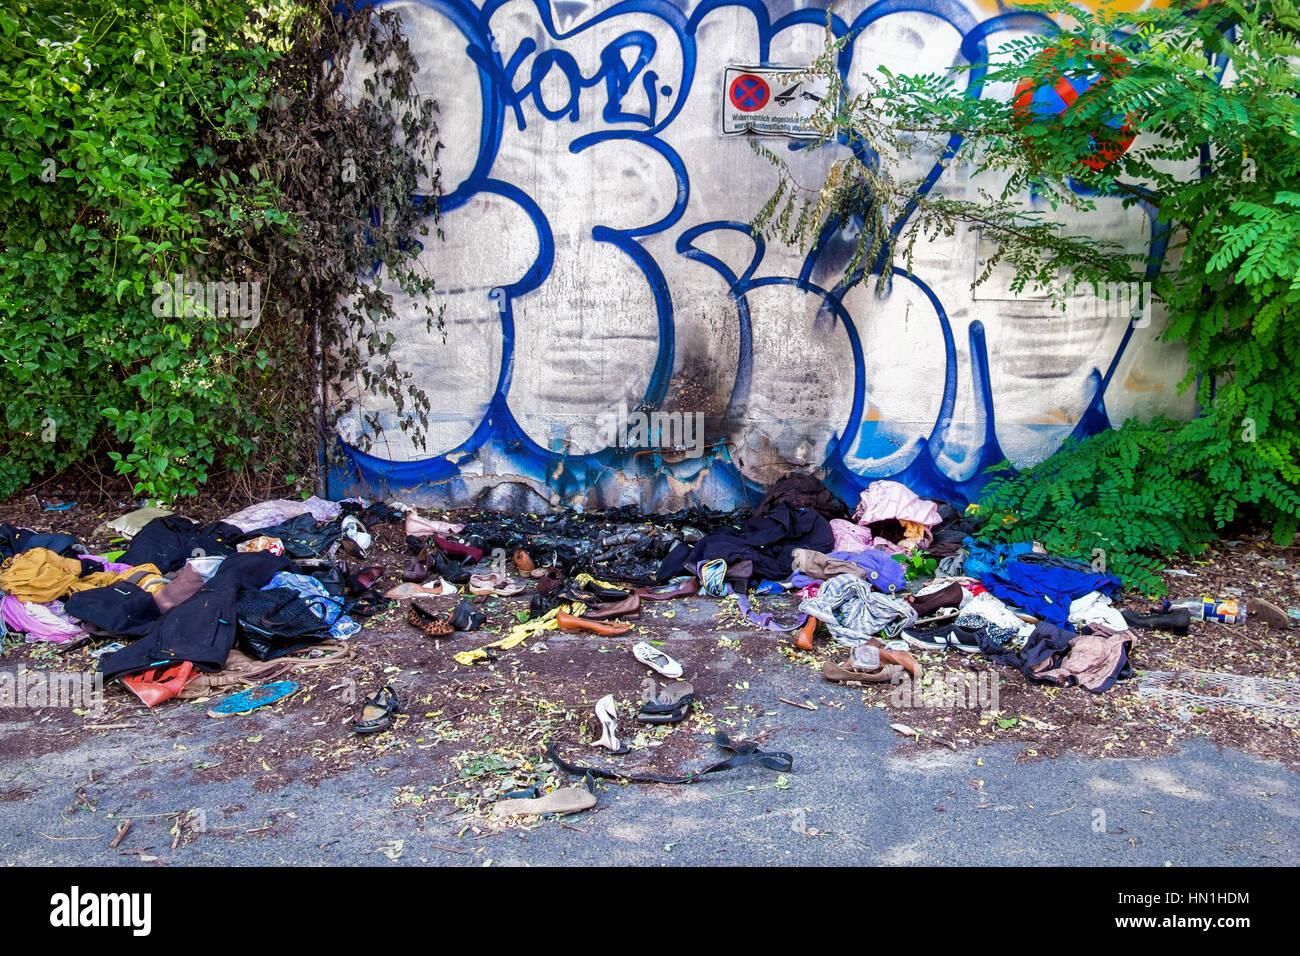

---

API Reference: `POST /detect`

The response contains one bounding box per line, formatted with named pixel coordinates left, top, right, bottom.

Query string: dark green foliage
left=0, top=0, right=439, bottom=500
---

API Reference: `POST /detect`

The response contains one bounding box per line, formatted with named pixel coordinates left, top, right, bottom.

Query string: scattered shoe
left=432, top=535, right=483, bottom=562
left=448, top=598, right=487, bottom=632
left=879, top=647, right=922, bottom=678
left=490, top=786, right=596, bottom=819
left=338, top=561, right=385, bottom=596
left=468, top=571, right=526, bottom=597
left=1247, top=597, right=1291, bottom=629
left=404, top=511, right=463, bottom=538
left=632, top=641, right=683, bottom=678
left=512, top=548, right=535, bottom=574
left=535, top=567, right=566, bottom=596
left=821, top=660, right=906, bottom=684
left=401, top=548, right=436, bottom=583
left=581, top=594, right=641, bottom=620
left=900, top=621, right=979, bottom=653
left=636, top=679, right=694, bottom=724
left=594, top=694, right=623, bottom=752
left=580, top=580, right=632, bottom=602
left=635, top=578, right=699, bottom=601
left=530, top=591, right=559, bottom=616
left=208, top=680, right=299, bottom=718
left=1121, top=607, right=1191, bottom=635
left=384, top=579, right=457, bottom=599
left=353, top=684, right=401, bottom=734
left=340, top=515, right=372, bottom=557
left=795, top=616, right=818, bottom=651
left=556, top=611, right=630, bottom=636
left=408, top=599, right=455, bottom=638
left=433, top=551, right=473, bottom=585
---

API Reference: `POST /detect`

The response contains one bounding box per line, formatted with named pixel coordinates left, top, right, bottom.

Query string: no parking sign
left=722, top=65, right=829, bottom=138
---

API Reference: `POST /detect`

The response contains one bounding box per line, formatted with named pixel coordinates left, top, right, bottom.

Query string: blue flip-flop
left=207, top=680, right=299, bottom=717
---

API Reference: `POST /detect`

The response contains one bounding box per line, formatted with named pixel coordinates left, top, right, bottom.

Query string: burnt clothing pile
left=658, top=504, right=833, bottom=585
left=654, top=473, right=843, bottom=587
left=454, top=505, right=745, bottom=585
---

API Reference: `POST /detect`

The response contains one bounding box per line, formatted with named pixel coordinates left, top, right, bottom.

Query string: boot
left=1121, top=608, right=1191, bottom=635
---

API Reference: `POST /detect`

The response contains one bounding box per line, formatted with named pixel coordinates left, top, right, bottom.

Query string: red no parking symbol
left=729, top=73, right=770, bottom=112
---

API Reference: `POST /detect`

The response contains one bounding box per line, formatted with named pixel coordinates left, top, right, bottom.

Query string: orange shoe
left=796, top=616, right=818, bottom=651
left=556, top=611, right=630, bottom=636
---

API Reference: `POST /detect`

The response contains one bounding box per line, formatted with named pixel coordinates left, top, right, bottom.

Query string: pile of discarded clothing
left=0, top=497, right=398, bottom=709
left=536, top=474, right=1145, bottom=695
left=10, top=470, right=1279, bottom=723
left=679, top=479, right=1143, bottom=694
left=368, top=473, right=1151, bottom=696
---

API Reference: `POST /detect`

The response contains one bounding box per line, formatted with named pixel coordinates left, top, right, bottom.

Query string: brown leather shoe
left=822, top=660, right=904, bottom=684
left=556, top=611, right=630, bottom=635
left=512, top=548, right=535, bottom=574
left=1247, top=597, right=1291, bottom=629
left=795, top=616, right=818, bottom=651
left=582, top=594, right=641, bottom=620
left=879, top=648, right=922, bottom=679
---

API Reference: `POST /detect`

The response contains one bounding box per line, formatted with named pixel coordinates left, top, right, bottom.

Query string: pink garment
left=852, top=480, right=942, bottom=528
left=796, top=582, right=822, bottom=601
left=0, top=595, right=84, bottom=644
left=223, top=496, right=342, bottom=532
left=829, top=520, right=879, bottom=554
left=404, top=510, right=465, bottom=537
left=831, top=481, right=942, bottom=554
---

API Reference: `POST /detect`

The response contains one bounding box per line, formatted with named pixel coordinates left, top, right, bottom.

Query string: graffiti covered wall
left=330, top=0, right=1195, bottom=512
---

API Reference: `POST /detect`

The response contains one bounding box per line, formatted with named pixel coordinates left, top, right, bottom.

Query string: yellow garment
left=899, top=520, right=930, bottom=553
left=453, top=602, right=587, bottom=666
left=572, top=572, right=621, bottom=591
left=0, top=548, right=163, bottom=603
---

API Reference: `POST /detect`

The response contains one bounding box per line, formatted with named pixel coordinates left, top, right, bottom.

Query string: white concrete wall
left=333, top=0, right=1193, bottom=511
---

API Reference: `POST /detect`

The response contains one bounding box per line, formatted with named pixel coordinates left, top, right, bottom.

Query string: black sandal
left=448, top=598, right=486, bottom=632
left=636, top=680, right=695, bottom=724
left=355, top=684, right=401, bottom=734
left=346, top=593, right=391, bottom=618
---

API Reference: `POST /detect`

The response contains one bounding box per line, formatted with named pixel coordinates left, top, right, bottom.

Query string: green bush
left=1, top=0, right=273, bottom=498
left=0, top=0, right=438, bottom=500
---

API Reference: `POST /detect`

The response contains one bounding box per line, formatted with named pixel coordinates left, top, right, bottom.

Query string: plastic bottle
left=1164, top=597, right=1247, bottom=624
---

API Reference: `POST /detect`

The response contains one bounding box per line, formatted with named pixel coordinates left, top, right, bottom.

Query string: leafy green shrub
left=0, top=0, right=438, bottom=501
left=893, top=551, right=939, bottom=582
